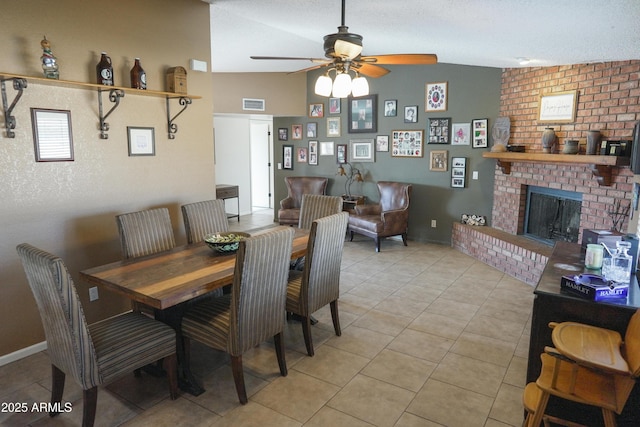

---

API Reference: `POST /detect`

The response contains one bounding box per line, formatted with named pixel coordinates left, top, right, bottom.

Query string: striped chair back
left=16, top=244, right=100, bottom=389
left=298, top=194, right=343, bottom=230
left=228, top=226, right=294, bottom=355
left=302, top=212, right=349, bottom=314
left=116, top=208, right=176, bottom=259
left=181, top=199, right=229, bottom=244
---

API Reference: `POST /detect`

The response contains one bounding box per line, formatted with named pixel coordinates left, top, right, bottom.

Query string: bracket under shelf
left=166, top=96, right=192, bottom=139
left=98, top=88, right=125, bottom=139
left=1, top=77, right=27, bottom=138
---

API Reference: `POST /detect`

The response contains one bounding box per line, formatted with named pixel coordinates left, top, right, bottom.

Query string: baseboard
left=0, top=341, right=47, bottom=367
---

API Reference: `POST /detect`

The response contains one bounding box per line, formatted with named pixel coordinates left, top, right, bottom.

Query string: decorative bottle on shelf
left=96, top=52, right=114, bottom=86
left=586, top=130, right=602, bottom=155
left=130, top=58, right=146, bottom=90
left=40, top=36, right=59, bottom=79
left=541, top=127, right=558, bottom=153
left=602, top=241, right=633, bottom=283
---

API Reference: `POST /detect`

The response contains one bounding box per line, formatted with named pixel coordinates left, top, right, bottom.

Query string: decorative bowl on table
left=204, top=232, right=250, bottom=254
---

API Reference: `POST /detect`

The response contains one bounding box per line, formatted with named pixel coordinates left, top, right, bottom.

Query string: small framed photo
left=329, top=98, right=341, bottom=114
left=127, top=126, right=155, bottom=156
left=31, top=108, right=74, bottom=162
left=327, top=117, right=341, bottom=137
left=278, top=127, right=288, bottom=141
left=348, top=94, right=377, bottom=133
left=426, top=81, right=448, bottom=112
left=376, top=135, right=389, bottom=152
left=308, top=140, right=318, bottom=165
left=320, top=141, right=334, bottom=156
left=292, top=124, right=303, bottom=140
left=384, top=99, right=397, bottom=117
left=427, top=117, right=451, bottom=144
left=336, top=143, right=347, bottom=164
left=452, top=157, right=466, bottom=168
left=391, top=130, right=424, bottom=157
left=452, top=177, right=465, bottom=188
left=297, top=147, right=308, bottom=163
left=404, top=105, right=418, bottom=123
left=309, top=103, right=324, bottom=118
left=283, top=145, right=293, bottom=170
left=452, top=123, right=471, bottom=145
left=451, top=156, right=466, bottom=186
left=307, top=122, right=317, bottom=138
left=429, top=150, right=448, bottom=172
left=472, top=118, right=489, bottom=148
left=350, top=139, right=374, bottom=162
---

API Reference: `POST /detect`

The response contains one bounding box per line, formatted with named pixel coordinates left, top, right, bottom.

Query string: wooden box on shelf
left=166, top=66, right=187, bottom=94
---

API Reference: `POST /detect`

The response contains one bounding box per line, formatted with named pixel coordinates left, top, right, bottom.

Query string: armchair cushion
left=278, top=176, right=328, bottom=225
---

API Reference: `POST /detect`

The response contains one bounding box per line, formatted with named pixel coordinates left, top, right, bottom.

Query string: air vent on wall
left=242, top=98, right=265, bottom=111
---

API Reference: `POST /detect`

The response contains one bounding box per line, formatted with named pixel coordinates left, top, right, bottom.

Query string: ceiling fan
left=250, top=0, right=437, bottom=97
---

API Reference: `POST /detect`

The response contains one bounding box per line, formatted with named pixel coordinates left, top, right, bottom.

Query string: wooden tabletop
left=80, top=227, right=308, bottom=310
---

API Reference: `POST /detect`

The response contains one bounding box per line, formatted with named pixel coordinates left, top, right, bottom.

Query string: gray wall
left=274, top=63, right=501, bottom=244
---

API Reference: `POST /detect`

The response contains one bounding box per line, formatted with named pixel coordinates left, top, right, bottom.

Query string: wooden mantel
left=482, top=152, right=630, bottom=186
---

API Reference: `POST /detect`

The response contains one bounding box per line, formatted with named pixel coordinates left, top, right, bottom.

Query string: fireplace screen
left=524, top=186, right=582, bottom=245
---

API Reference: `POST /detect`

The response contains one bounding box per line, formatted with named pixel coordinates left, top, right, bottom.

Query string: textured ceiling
left=208, top=0, right=640, bottom=73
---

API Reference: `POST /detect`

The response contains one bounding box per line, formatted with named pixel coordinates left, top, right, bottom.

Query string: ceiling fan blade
left=334, top=39, right=362, bottom=60
left=250, top=56, right=330, bottom=64
left=353, top=62, right=390, bottom=78
left=359, top=54, right=438, bottom=65
left=287, top=64, right=332, bottom=75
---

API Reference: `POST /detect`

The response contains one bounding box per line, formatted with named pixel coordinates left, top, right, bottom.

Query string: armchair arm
left=381, top=208, right=409, bottom=234
left=280, top=197, right=295, bottom=209
left=354, top=204, right=381, bottom=216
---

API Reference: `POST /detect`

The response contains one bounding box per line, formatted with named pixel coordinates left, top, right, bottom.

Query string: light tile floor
left=0, top=209, right=534, bottom=427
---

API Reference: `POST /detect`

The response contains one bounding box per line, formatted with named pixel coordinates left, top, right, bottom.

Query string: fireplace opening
left=524, top=186, right=582, bottom=245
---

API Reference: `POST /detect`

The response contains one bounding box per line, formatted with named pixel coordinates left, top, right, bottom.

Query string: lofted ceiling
left=207, top=0, right=640, bottom=73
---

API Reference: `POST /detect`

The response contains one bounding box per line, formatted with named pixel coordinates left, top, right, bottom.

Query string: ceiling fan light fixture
left=314, top=73, right=333, bottom=97
left=351, top=74, right=369, bottom=97
left=332, top=72, right=352, bottom=98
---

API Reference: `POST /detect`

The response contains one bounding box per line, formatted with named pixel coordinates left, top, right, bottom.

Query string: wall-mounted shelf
left=0, top=72, right=201, bottom=139
left=482, top=151, right=630, bottom=186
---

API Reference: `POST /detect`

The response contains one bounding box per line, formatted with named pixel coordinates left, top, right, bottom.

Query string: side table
left=342, top=195, right=365, bottom=213
left=216, top=184, right=240, bottom=222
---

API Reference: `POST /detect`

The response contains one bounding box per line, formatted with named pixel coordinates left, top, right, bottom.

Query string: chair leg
left=601, top=408, right=617, bottom=427
left=301, top=315, right=314, bottom=356
left=349, top=230, right=354, bottom=242
left=528, top=389, right=550, bottom=427
left=50, top=364, right=65, bottom=417
left=230, top=355, right=248, bottom=404
left=330, top=300, right=341, bottom=336
left=375, top=237, right=381, bottom=252
left=273, top=332, right=288, bottom=377
left=401, top=232, right=408, bottom=246
left=163, top=353, right=179, bottom=400
left=82, top=387, right=98, bottom=427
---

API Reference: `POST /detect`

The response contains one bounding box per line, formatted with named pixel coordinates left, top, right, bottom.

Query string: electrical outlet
left=89, top=287, right=99, bottom=301
left=472, top=171, right=479, bottom=180
left=431, top=219, right=437, bottom=228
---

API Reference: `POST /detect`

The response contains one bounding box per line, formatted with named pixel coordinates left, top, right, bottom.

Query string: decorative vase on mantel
left=586, top=130, right=602, bottom=155
left=541, top=127, right=558, bottom=153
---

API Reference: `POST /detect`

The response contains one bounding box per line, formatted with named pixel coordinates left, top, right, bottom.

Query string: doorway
left=250, top=120, right=273, bottom=210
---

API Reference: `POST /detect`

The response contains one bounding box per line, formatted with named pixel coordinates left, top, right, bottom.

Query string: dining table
left=80, top=226, right=309, bottom=395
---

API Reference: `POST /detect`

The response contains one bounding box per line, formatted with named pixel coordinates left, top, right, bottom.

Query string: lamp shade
left=314, top=74, right=332, bottom=97
left=332, top=73, right=352, bottom=98
left=351, top=75, right=369, bottom=97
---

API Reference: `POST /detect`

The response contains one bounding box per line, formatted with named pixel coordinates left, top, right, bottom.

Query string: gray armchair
left=347, top=181, right=412, bottom=252
left=278, top=176, right=328, bottom=225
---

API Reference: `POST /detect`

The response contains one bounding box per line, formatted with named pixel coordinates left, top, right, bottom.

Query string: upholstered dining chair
left=16, top=243, right=178, bottom=427
left=278, top=176, right=328, bottom=226
left=347, top=181, right=412, bottom=252
left=298, top=194, right=343, bottom=230
left=287, top=212, right=349, bottom=356
left=523, top=308, right=640, bottom=427
left=181, top=199, right=229, bottom=244
left=181, top=226, right=294, bottom=404
left=116, top=207, right=176, bottom=259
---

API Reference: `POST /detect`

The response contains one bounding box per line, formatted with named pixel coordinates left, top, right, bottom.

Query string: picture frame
left=278, top=127, right=288, bottom=141
left=451, top=156, right=466, bottom=188
left=376, top=135, right=389, bottom=152
left=327, top=117, right=341, bottom=137
left=391, top=130, right=424, bottom=157
left=426, top=81, right=448, bottom=112
left=452, top=157, right=466, bottom=168
left=309, top=103, right=324, bottom=118
left=297, top=147, right=308, bottom=163
left=349, top=138, right=374, bottom=162
left=291, top=124, right=303, bottom=140
left=452, top=177, right=465, bottom=188
left=348, top=94, right=377, bottom=133
left=30, top=108, right=74, bottom=162
left=306, top=122, right=317, bottom=138
left=427, top=117, right=451, bottom=144
left=127, top=126, right=155, bottom=156
left=538, top=90, right=578, bottom=123
left=308, top=140, right=318, bottom=165
left=320, top=141, right=334, bottom=156
left=404, top=105, right=418, bottom=123
left=452, top=123, right=471, bottom=145
left=471, top=118, right=489, bottom=148
left=429, top=150, right=448, bottom=172
left=282, top=145, right=293, bottom=170
left=383, top=99, right=397, bottom=117
left=329, top=98, right=341, bottom=114
left=336, top=143, right=347, bottom=164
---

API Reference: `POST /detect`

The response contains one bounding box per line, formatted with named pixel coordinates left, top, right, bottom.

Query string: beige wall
left=0, top=0, right=215, bottom=357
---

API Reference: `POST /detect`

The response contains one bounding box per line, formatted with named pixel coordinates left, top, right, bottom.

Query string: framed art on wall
left=538, top=90, right=577, bottom=123
left=307, top=122, right=317, bottom=138
left=327, top=117, right=341, bottom=137
left=376, top=135, right=389, bottom=152
left=350, top=139, right=374, bottom=162
left=427, top=117, right=451, bottom=144
left=429, top=150, right=448, bottom=172
left=309, top=103, right=324, bottom=118
left=292, top=124, right=302, bottom=140
left=297, top=147, right=307, bottom=163
left=283, top=145, right=293, bottom=170
left=451, top=156, right=466, bottom=188
left=452, top=123, right=471, bottom=145
left=329, top=98, right=341, bottom=114
left=426, top=81, right=448, bottom=112
left=384, top=99, right=397, bottom=117
left=320, top=141, right=334, bottom=156
left=278, top=127, right=288, bottom=141
left=348, top=94, right=377, bottom=133
left=391, top=130, right=423, bottom=157
left=472, top=118, right=488, bottom=148
left=127, top=126, right=155, bottom=156
left=308, top=140, right=318, bottom=165
left=336, top=144, right=347, bottom=164
left=404, top=105, right=418, bottom=123
left=31, top=108, right=74, bottom=162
